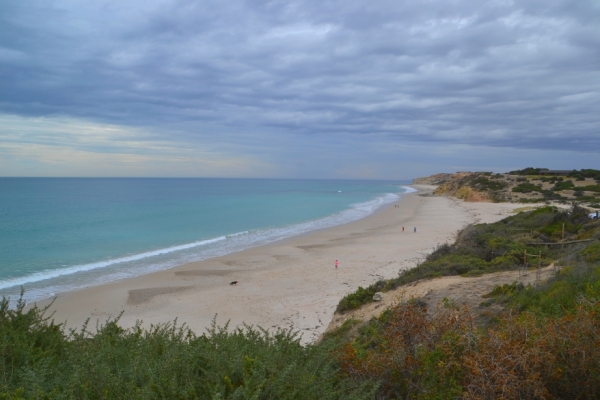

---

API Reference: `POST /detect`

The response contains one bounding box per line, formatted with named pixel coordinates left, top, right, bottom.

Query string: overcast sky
left=1, top=0, right=599, bottom=179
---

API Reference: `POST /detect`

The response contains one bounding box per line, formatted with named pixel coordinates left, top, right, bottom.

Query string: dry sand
left=34, top=185, right=527, bottom=344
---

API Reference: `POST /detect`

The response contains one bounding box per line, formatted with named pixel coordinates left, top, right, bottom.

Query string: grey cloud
left=1, top=0, right=599, bottom=155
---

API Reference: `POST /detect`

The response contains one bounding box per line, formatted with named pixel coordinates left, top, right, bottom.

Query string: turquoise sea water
left=0, top=178, right=411, bottom=303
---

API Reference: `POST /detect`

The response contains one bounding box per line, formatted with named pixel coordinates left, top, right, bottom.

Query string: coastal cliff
left=413, top=171, right=505, bottom=202
left=413, top=168, right=600, bottom=206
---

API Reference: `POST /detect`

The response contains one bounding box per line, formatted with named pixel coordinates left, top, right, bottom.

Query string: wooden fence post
left=536, top=251, right=541, bottom=282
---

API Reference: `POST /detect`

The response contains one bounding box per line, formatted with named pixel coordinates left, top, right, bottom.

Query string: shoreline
left=33, top=185, right=525, bottom=344
left=9, top=185, right=409, bottom=304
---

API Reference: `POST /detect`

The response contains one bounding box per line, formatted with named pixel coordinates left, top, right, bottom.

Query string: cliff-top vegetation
left=329, top=204, right=600, bottom=399
left=413, top=168, right=600, bottom=208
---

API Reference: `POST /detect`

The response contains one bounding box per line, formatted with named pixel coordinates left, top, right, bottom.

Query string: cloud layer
left=1, top=0, right=599, bottom=177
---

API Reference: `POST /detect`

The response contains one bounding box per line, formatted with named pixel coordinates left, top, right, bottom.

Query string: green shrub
left=471, top=177, right=507, bottom=191
left=337, top=280, right=388, bottom=312
left=579, top=185, right=600, bottom=192
left=552, top=180, right=575, bottom=191
left=582, top=243, right=600, bottom=263
left=508, top=167, right=546, bottom=175
left=0, top=293, right=66, bottom=395
left=322, top=319, right=362, bottom=342
left=512, top=183, right=543, bottom=193
left=0, top=295, right=375, bottom=399
left=482, top=282, right=525, bottom=300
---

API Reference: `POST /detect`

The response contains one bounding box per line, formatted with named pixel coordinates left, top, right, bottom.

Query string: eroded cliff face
left=435, top=182, right=491, bottom=202
left=413, top=172, right=509, bottom=202
left=433, top=173, right=491, bottom=202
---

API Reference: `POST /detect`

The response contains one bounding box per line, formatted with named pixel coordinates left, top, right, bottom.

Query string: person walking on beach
left=335, top=260, right=338, bottom=269
left=414, top=227, right=417, bottom=233
left=402, top=226, right=404, bottom=232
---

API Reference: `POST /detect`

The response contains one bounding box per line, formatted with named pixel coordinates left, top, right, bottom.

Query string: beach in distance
left=33, top=185, right=524, bottom=343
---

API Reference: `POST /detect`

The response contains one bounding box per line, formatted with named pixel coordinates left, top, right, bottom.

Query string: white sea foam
left=0, top=236, right=231, bottom=291
left=1, top=189, right=409, bottom=303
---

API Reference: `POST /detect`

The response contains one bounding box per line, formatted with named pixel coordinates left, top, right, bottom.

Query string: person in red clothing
left=335, top=260, right=338, bottom=269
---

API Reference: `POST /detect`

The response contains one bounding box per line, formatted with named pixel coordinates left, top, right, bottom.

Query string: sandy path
left=34, top=186, right=526, bottom=344
left=323, top=264, right=558, bottom=339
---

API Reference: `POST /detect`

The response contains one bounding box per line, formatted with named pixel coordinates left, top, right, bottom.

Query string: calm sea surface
left=0, top=178, right=411, bottom=303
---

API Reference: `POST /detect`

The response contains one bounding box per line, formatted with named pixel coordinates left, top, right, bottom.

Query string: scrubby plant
left=0, top=295, right=376, bottom=399
left=482, top=282, right=525, bottom=301
left=322, top=319, right=362, bottom=342
left=338, top=269, right=600, bottom=399
left=337, top=281, right=386, bottom=312
left=470, top=176, right=507, bottom=191
left=512, top=182, right=543, bottom=193
left=509, top=167, right=547, bottom=175
left=336, top=301, right=471, bottom=399
left=552, top=180, right=575, bottom=191
left=462, top=304, right=600, bottom=399
left=580, top=184, right=600, bottom=193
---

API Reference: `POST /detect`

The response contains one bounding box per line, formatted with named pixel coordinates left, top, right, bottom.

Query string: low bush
left=471, top=177, right=507, bottom=191
left=582, top=242, right=600, bottom=263
left=580, top=185, right=600, bottom=192
left=336, top=302, right=471, bottom=399
left=322, top=319, right=362, bottom=342
left=337, top=281, right=386, bottom=312
left=0, top=295, right=375, bottom=399
left=482, top=282, right=525, bottom=300
left=512, top=183, right=543, bottom=193
left=509, top=167, right=546, bottom=175
left=339, top=283, right=600, bottom=399
left=552, top=180, right=575, bottom=191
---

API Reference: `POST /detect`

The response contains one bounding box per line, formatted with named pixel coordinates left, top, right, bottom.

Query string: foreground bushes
left=337, top=298, right=600, bottom=399
left=5, top=286, right=600, bottom=399
left=0, top=296, right=375, bottom=399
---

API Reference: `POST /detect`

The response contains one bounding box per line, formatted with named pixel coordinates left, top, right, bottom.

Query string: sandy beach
left=34, top=185, right=525, bottom=343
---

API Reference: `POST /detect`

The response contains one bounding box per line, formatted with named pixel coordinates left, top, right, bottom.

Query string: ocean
left=0, top=178, right=412, bottom=304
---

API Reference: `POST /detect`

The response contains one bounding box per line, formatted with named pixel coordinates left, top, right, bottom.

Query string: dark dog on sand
left=230, top=281, right=238, bottom=285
